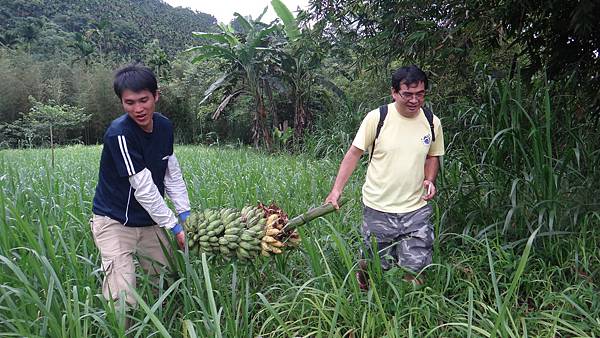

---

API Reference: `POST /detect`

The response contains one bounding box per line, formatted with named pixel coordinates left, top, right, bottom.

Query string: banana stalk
left=283, top=198, right=348, bottom=232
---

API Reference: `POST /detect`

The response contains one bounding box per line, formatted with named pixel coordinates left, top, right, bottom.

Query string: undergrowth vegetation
left=0, top=71, right=598, bottom=337
left=0, top=150, right=597, bottom=337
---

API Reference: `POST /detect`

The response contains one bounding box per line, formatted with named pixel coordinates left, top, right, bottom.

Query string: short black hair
left=113, top=64, right=158, bottom=99
left=391, top=65, right=428, bottom=92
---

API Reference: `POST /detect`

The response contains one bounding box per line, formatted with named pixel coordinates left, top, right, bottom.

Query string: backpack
left=369, top=104, right=436, bottom=162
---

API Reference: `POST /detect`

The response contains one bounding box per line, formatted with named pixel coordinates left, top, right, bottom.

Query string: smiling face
left=121, top=89, right=159, bottom=133
left=392, top=81, right=426, bottom=118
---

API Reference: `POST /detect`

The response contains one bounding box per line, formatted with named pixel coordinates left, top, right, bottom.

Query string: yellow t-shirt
left=352, top=103, right=445, bottom=213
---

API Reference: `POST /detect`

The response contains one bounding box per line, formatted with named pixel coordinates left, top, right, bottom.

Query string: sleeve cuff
left=171, top=223, right=183, bottom=235
left=179, top=210, right=191, bottom=222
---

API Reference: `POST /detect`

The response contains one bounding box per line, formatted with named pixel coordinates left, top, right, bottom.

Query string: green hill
left=0, top=0, right=217, bottom=59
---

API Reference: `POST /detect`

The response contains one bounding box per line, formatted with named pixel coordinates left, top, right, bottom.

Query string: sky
left=163, top=0, right=310, bottom=24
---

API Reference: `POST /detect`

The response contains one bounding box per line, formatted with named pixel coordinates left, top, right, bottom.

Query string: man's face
left=121, top=89, right=159, bottom=133
left=392, top=81, right=426, bottom=116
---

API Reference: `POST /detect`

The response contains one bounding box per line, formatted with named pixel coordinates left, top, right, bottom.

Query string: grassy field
left=0, top=143, right=597, bottom=337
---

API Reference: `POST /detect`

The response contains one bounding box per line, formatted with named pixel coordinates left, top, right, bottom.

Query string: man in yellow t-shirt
left=325, top=65, right=445, bottom=289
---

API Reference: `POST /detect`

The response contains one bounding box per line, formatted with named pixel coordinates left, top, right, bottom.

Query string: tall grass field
left=0, top=140, right=597, bottom=337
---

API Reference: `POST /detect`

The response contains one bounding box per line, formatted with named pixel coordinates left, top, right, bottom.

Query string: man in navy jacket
left=91, top=64, right=190, bottom=313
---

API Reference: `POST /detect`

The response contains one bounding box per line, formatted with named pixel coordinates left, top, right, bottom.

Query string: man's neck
left=141, top=121, right=153, bottom=133
left=394, top=102, right=420, bottom=118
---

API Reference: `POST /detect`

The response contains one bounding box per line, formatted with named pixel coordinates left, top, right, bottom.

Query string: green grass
left=0, top=68, right=598, bottom=337
left=0, top=143, right=598, bottom=337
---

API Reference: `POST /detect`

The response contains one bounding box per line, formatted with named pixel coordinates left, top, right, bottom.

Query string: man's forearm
left=129, top=168, right=178, bottom=229
left=331, top=146, right=363, bottom=194
left=164, top=154, right=191, bottom=214
left=424, top=156, right=440, bottom=182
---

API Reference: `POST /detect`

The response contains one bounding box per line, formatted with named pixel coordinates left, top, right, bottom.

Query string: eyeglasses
left=399, top=91, right=425, bottom=100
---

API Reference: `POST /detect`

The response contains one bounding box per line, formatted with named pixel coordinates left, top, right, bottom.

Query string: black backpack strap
left=369, top=104, right=388, bottom=163
left=423, top=107, right=435, bottom=142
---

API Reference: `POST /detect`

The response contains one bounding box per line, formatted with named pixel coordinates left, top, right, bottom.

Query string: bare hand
left=325, top=191, right=341, bottom=209
left=175, top=231, right=186, bottom=250
left=422, top=180, right=436, bottom=200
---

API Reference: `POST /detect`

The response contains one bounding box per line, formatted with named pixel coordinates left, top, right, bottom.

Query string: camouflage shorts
left=361, top=204, right=434, bottom=273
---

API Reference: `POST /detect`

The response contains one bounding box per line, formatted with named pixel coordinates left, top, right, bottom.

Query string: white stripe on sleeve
left=118, top=135, right=136, bottom=176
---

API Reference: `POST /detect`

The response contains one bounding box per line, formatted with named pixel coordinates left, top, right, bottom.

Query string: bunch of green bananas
left=184, top=204, right=301, bottom=260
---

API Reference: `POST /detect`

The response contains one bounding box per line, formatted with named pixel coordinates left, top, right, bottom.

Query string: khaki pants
left=90, top=214, right=172, bottom=307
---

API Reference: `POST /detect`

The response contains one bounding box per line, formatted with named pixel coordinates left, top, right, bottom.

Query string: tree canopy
left=0, top=0, right=218, bottom=59
left=0, top=0, right=598, bottom=148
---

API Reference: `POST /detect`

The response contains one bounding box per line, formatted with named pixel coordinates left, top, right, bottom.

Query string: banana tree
left=271, top=0, right=341, bottom=140
left=187, top=14, right=279, bottom=148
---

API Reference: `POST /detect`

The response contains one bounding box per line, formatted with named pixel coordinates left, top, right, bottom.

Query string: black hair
left=113, top=64, right=158, bottom=99
left=391, top=65, right=428, bottom=92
